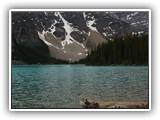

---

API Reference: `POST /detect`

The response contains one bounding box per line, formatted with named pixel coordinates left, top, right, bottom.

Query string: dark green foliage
left=85, top=34, right=148, bottom=66
left=12, top=43, right=68, bottom=64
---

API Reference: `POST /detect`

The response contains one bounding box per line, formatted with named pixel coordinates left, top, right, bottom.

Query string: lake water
left=11, top=65, right=149, bottom=108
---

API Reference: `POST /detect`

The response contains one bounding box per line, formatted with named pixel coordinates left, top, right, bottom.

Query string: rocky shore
left=80, top=99, right=148, bottom=109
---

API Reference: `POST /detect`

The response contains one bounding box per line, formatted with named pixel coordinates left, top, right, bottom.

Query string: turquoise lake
left=11, top=65, right=149, bottom=108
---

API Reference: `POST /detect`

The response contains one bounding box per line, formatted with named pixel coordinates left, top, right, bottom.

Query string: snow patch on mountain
left=131, top=12, right=138, bottom=16
left=57, top=12, right=75, bottom=46
left=138, top=31, right=144, bottom=35
left=127, top=12, right=139, bottom=20
left=131, top=23, right=137, bottom=25
left=44, top=12, right=48, bottom=16
left=54, top=12, right=59, bottom=17
left=127, top=15, right=132, bottom=20
left=38, top=31, right=53, bottom=46
left=83, top=12, right=87, bottom=20
left=58, top=12, right=86, bottom=49
left=37, top=12, right=89, bottom=62
left=86, top=19, right=98, bottom=32
left=108, top=22, right=113, bottom=25
left=103, top=33, right=107, bottom=36
left=38, top=31, right=71, bottom=54
left=77, top=52, right=82, bottom=55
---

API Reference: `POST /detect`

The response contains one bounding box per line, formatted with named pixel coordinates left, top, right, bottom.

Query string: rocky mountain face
left=11, top=11, right=149, bottom=64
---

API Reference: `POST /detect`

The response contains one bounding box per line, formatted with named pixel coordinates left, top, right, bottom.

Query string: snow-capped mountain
left=11, top=11, right=149, bottom=63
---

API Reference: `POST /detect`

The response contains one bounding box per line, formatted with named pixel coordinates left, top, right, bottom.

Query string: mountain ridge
left=11, top=11, right=149, bottom=64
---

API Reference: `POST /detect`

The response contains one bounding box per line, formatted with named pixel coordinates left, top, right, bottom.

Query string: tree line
left=12, top=43, right=68, bottom=64
left=83, top=34, right=148, bottom=66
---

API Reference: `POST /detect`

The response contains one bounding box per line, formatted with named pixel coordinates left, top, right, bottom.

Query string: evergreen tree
left=85, top=33, right=148, bottom=66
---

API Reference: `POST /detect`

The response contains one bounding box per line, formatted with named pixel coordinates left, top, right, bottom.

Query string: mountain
left=11, top=11, right=149, bottom=64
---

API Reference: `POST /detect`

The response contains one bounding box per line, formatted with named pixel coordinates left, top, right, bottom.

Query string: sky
left=0, top=0, right=159, bottom=120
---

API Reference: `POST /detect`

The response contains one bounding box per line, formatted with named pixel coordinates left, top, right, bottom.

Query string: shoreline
left=12, top=64, right=148, bottom=67
left=12, top=61, right=148, bottom=67
left=80, top=99, right=149, bottom=109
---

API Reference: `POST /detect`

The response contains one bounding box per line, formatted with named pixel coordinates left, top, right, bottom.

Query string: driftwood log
left=79, top=99, right=148, bottom=109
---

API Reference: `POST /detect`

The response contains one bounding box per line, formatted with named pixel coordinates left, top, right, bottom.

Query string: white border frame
left=9, top=9, right=151, bottom=111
